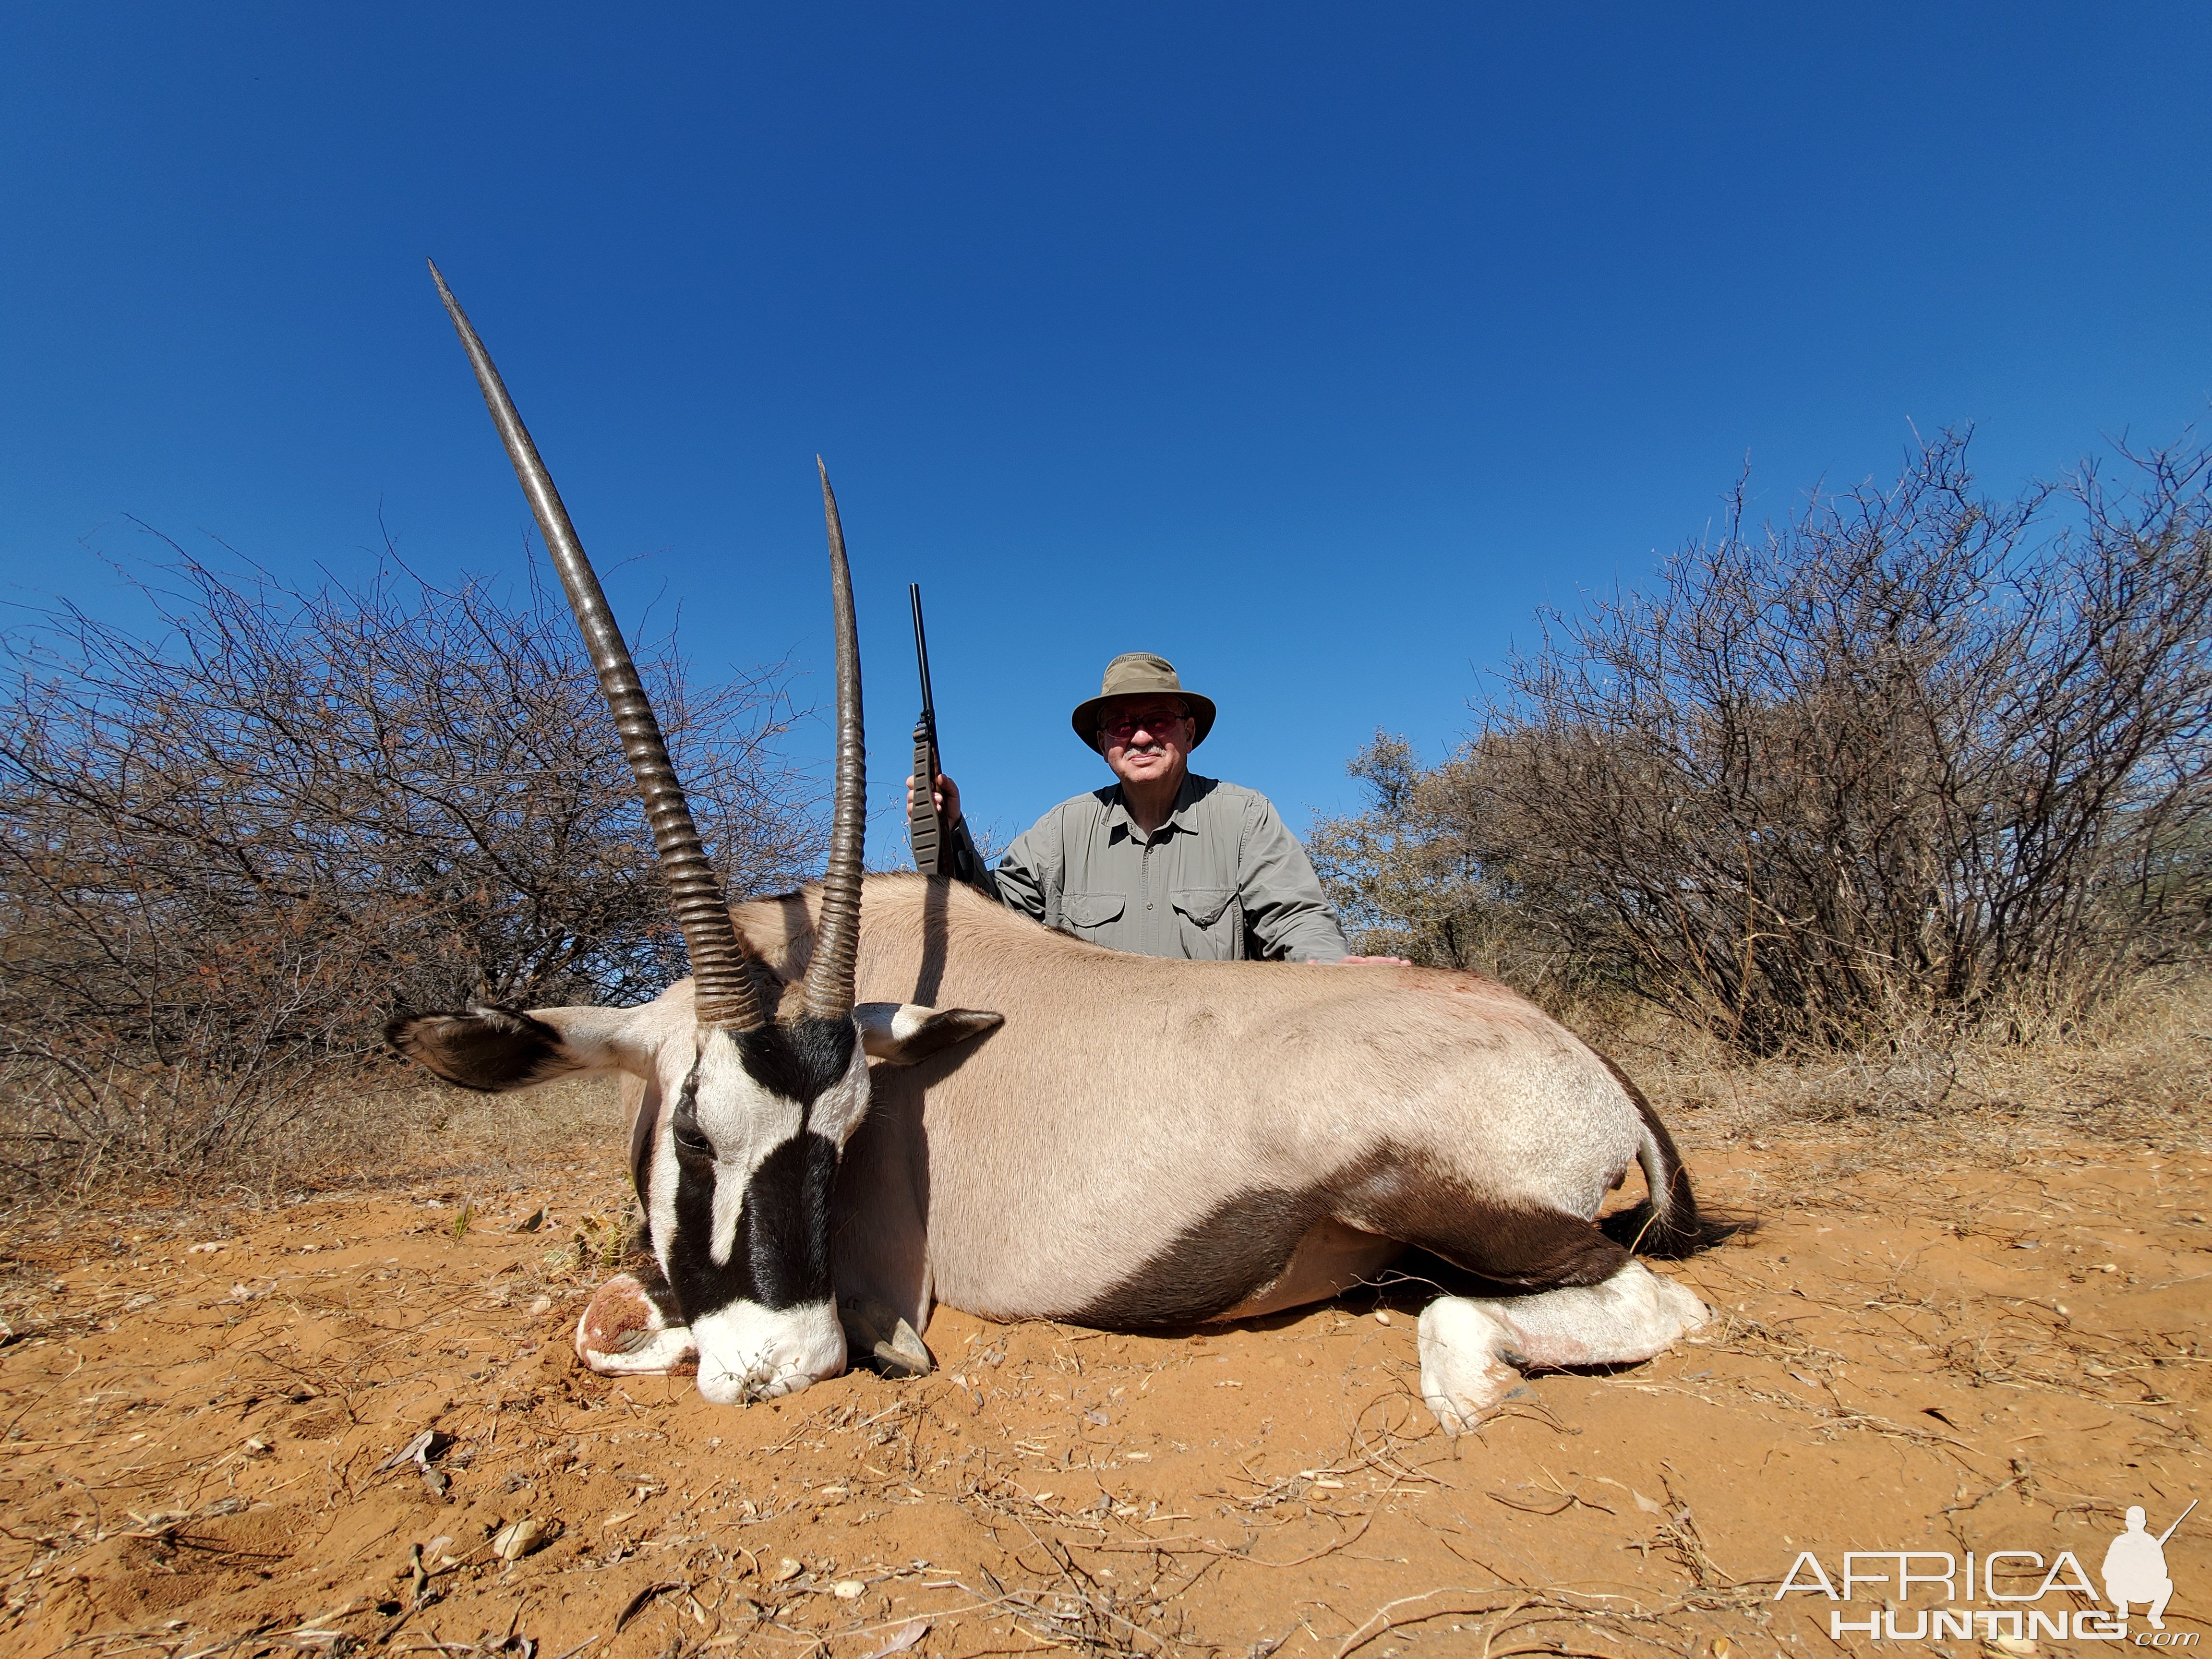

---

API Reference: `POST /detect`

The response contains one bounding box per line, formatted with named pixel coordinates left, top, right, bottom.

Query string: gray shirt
left=973, top=773, right=1349, bottom=962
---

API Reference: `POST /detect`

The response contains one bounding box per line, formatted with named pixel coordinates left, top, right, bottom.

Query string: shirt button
left=1146, top=902, right=1154, bottom=910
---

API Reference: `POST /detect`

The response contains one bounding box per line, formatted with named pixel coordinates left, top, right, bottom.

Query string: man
left=913, top=651, right=1401, bottom=963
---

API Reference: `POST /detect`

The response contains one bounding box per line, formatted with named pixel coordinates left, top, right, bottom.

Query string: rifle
left=907, top=584, right=958, bottom=876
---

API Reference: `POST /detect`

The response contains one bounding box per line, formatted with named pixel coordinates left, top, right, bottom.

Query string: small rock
left=244, top=1438, right=271, bottom=1455
left=772, top=1557, right=803, bottom=1583
left=189, top=1241, right=224, bottom=1254
left=1374, top=1310, right=1392, bottom=1325
left=832, top=1579, right=865, bottom=1600
left=528, top=1294, right=553, bottom=1316
left=491, top=1516, right=558, bottom=1561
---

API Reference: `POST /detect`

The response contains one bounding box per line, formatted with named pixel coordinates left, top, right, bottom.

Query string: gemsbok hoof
left=1418, top=1298, right=1523, bottom=1435
left=1417, top=1264, right=1713, bottom=1436
left=840, top=1294, right=933, bottom=1378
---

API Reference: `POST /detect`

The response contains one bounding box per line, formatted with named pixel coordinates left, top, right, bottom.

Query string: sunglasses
left=1099, top=706, right=1189, bottom=738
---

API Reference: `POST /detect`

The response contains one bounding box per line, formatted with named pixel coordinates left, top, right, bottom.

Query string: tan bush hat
left=1070, top=652, right=1216, bottom=753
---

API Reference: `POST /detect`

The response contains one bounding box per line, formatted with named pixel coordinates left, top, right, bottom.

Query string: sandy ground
left=2, top=1111, right=2206, bottom=1659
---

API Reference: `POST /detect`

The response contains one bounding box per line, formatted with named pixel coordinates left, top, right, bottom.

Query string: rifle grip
left=908, top=719, right=950, bottom=876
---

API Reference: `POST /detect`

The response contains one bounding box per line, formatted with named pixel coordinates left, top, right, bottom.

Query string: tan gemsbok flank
left=389, top=267, right=1736, bottom=1432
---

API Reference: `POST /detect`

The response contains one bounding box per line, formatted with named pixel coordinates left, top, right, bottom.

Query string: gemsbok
left=389, top=264, right=1737, bottom=1434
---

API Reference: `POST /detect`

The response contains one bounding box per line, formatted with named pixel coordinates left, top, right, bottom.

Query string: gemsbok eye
left=672, top=1123, right=711, bottom=1158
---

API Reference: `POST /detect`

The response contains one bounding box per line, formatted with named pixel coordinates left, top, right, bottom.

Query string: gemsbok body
left=390, top=266, right=1734, bottom=1433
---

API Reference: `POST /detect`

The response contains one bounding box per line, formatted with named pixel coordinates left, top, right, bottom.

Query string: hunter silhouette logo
left=2105, top=1501, right=2194, bottom=1632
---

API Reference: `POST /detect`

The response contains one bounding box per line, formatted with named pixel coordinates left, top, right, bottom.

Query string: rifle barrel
left=2157, top=1498, right=2197, bottom=1544
left=910, top=584, right=935, bottom=726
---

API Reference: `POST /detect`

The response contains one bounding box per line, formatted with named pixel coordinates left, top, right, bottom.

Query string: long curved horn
left=428, top=261, right=763, bottom=1033
left=801, top=459, right=864, bottom=1018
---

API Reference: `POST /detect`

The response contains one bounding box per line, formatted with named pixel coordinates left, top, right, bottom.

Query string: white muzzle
left=688, top=1299, right=847, bottom=1404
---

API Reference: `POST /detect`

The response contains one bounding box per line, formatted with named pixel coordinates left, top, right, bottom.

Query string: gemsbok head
left=388, top=265, right=998, bottom=1403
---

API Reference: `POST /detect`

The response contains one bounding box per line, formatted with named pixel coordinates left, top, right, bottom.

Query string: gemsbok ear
left=385, top=1004, right=651, bottom=1091
left=854, top=1003, right=1004, bottom=1066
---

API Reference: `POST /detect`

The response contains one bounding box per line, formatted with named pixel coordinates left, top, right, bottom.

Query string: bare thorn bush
left=0, top=547, right=820, bottom=1192
left=1316, top=428, right=2212, bottom=1054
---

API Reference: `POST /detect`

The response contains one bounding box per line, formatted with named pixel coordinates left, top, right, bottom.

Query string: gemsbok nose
left=689, top=1301, right=847, bottom=1403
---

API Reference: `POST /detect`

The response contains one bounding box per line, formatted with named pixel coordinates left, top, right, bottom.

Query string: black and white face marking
left=642, top=1015, right=873, bottom=1404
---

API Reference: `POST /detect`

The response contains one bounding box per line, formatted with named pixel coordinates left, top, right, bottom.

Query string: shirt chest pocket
left=1059, top=890, right=1126, bottom=938
left=1170, top=887, right=1243, bottom=959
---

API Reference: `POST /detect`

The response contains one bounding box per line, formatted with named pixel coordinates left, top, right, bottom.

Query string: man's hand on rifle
left=907, top=770, right=962, bottom=828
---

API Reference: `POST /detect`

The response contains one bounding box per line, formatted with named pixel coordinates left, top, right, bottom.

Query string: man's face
left=1098, top=697, right=1192, bottom=790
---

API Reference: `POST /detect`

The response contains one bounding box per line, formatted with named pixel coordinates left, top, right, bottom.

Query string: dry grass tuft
left=1602, top=971, right=2212, bottom=1155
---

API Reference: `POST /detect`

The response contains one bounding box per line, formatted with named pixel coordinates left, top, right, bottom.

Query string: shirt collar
left=1165, top=771, right=1207, bottom=830
left=1103, top=772, right=1207, bottom=839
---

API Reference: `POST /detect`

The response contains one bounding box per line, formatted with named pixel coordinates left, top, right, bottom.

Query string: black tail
left=1593, top=1054, right=1755, bottom=1259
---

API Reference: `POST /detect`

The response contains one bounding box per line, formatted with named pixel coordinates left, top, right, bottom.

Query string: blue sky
left=6, top=4, right=2209, bottom=859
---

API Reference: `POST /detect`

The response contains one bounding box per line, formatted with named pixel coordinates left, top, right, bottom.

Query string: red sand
left=2, top=1128, right=2205, bottom=1657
